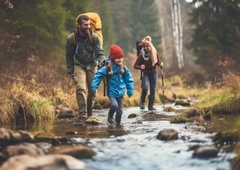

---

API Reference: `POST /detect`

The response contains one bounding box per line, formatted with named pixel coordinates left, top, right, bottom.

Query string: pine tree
left=129, top=0, right=162, bottom=52
left=189, top=0, right=240, bottom=79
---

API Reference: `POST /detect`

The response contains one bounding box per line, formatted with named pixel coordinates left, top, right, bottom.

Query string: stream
left=48, top=103, right=237, bottom=170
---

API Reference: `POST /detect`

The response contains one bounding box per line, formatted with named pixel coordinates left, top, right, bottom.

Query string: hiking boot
left=108, top=118, right=114, bottom=123
left=140, top=92, right=147, bottom=110
left=140, top=103, right=145, bottom=110
left=148, top=95, right=156, bottom=111
left=148, top=106, right=156, bottom=111
left=108, top=111, right=114, bottom=123
left=78, top=111, right=88, bottom=118
left=116, top=115, right=122, bottom=124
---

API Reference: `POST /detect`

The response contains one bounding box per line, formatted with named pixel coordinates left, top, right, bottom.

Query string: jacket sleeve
left=66, top=33, right=76, bottom=74
left=91, top=66, right=107, bottom=91
left=156, top=52, right=162, bottom=67
left=133, top=54, right=143, bottom=70
left=123, top=67, right=134, bottom=96
left=92, top=33, right=106, bottom=65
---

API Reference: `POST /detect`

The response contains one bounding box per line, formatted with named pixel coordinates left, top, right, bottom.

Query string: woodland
left=1, top=0, right=239, bottom=85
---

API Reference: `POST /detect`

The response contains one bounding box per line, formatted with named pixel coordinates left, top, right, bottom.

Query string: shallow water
left=2, top=103, right=238, bottom=170
left=52, top=104, right=237, bottom=170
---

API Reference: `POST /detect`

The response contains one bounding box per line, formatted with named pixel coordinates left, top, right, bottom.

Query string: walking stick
left=160, top=66, right=165, bottom=108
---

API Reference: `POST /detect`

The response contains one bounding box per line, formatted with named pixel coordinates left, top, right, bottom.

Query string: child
left=91, top=45, right=134, bottom=124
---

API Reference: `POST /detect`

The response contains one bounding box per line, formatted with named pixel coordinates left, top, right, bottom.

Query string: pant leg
left=73, top=66, right=87, bottom=114
left=141, top=73, right=149, bottom=98
left=115, top=97, right=123, bottom=124
left=108, top=96, right=118, bottom=120
left=149, top=72, right=158, bottom=97
left=86, top=67, right=97, bottom=116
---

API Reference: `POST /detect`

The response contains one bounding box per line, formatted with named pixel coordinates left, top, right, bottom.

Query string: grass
left=193, top=73, right=240, bottom=114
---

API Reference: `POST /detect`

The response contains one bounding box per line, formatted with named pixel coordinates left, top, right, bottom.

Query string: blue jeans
left=142, top=72, right=158, bottom=97
left=108, top=96, right=123, bottom=124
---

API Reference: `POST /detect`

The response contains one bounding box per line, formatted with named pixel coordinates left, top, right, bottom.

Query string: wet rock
left=0, top=128, right=32, bottom=146
left=157, top=128, right=178, bottom=141
left=0, top=154, right=85, bottom=170
left=128, top=113, right=138, bottom=118
left=232, top=154, right=240, bottom=170
left=192, top=145, right=218, bottom=158
left=85, top=115, right=106, bottom=125
left=175, top=99, right=190, bottom=106
left=203, top=111, right=212, bottom=120
left=185, top=108, right=203, bottom=118
left=163, top=106, right=176, bottom=112
left=56, top=105, right=75, bottom=119
left=18, top=130, right=34, bottom=141
left=0, top=128, right=14, bottom=140
left=213, top=129, right=239, bottom=145
left=170, top=116, right=188, bottom=123
left=232, top=143, right=240, bottom=170
left=49, top=144, right=96, bottom=159
left=4, top=142, right=44, bottom=157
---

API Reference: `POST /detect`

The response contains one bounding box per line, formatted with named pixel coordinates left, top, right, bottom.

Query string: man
left=66, top=15, right=106, bottom=117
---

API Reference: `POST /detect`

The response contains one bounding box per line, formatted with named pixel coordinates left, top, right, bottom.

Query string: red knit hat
left=110, top=45, right=124, bottom=61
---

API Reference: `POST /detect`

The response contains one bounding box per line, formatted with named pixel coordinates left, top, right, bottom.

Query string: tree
left=129, top=0, right=162, bottom=53
left=90, top=0, right=116, bottom=53
left=189, top=0, right=240, bottom=79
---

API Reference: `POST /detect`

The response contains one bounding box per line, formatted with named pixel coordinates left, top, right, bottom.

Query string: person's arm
left=91, top=66, right=107, bottom=91
left=66, top=34, right=76, bottom=74
left=123, top=67, right=134, bottom=97
left=156, top=52, right=163, bottom=67
left=92, top=33, right=106, bottom=65
left=133, top=55, right=143, bottom=70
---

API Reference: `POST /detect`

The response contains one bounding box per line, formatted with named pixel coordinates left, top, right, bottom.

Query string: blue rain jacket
left=91, top=63, right=134, bottom=97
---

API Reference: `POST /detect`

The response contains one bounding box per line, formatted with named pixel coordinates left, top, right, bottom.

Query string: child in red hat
left=92, top=45, right=134, bottom=124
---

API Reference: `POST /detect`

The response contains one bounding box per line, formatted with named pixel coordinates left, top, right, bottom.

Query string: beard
left=79, top=27, right=89, bottom=34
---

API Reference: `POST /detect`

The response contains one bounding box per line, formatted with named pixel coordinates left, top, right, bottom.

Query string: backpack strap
left=73, top=29, right=77, bottom=45
left=72, top=29, right=94, bottom=46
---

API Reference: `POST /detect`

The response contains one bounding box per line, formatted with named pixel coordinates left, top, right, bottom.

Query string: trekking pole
left=160, top=66, right=165, bottom=108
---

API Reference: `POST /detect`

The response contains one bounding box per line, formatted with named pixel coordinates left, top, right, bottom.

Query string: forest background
left=0, top=0, right=240, bottom=120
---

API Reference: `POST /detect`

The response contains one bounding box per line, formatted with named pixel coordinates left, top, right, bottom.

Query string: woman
left=134, top=36, right=163, bottom=110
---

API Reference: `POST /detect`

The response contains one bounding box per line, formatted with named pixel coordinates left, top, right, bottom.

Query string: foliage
left=188, top=0, right=240, bottom=80
left=193, top=80, right=240, bottom=114
left=3, top=0, right=67, bottom=59
left=90, top=0, right=116, bottom=53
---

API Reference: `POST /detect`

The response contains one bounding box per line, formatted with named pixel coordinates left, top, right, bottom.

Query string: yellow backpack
left=74, top=12, right=103, bottom=46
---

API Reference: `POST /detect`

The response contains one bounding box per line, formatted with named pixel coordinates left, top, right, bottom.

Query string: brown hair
left=76, top=15, right=89, bottom=26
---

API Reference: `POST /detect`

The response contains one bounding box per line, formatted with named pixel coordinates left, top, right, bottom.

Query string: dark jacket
left=66, top=30, right=106, bottom=74
left=134, top=51, right=162, bottom=73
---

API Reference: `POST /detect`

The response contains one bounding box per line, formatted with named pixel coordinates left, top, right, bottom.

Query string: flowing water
left=48, top=104, right=237, bottom=170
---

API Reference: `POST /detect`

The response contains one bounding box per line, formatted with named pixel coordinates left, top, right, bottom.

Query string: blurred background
left=0, top=0, right=239, bottom=88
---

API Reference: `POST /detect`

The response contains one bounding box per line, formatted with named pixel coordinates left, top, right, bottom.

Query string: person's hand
left=128, top=94, right=132, bottom=98
left=140, top=65, right=145, bottom=69
left=160, top=62, right=164, bottom=67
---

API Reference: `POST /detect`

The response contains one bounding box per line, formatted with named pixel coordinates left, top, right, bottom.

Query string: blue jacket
left=91, top=63, right=134, bottom=97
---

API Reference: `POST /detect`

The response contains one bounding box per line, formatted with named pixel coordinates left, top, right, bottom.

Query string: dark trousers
left=141, top=72, right=158, bottom=97
left=108, top=96, right=123, bottom=124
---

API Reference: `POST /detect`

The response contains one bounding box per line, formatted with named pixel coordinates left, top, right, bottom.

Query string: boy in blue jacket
left=91, top=45, right=134, bottom=124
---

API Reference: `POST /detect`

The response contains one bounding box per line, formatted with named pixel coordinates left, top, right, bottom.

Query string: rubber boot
left=87, top=99, right=94, bottom=117
left=140, top=91, right=147, bottom=109
left=115, top=113, right=122, bottom=125
left=108, top=112, right=114, bottom=123
left=148, top=95, right=156, bottom=111
left=140, top=96, right=145, bottom=109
